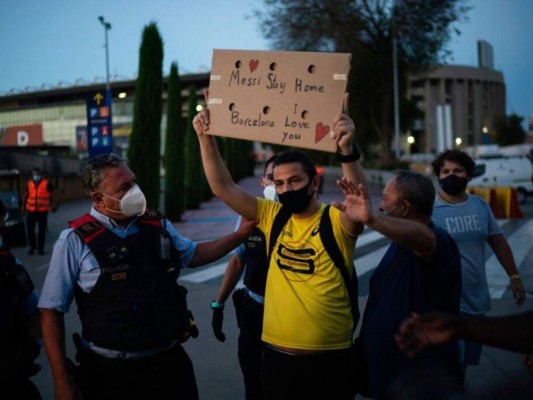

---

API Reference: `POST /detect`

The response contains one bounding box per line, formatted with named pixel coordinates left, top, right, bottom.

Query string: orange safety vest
left=26, top=179, right=51, bottom=212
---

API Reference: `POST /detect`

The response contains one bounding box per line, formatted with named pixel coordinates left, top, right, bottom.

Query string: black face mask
left=278, top=178, right=314, bottom=214
left=439, top=174, right=468, bottom=195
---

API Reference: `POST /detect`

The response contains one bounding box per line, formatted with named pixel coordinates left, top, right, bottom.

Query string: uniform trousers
left=75, top=342, right=198, bottom=400
left=26, top=211, right=48, bottom=252
left=234, top=289, right=264, bottom=400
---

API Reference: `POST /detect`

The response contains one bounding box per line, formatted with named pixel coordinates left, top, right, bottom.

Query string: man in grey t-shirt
left=431, top=149, right=525, bottom=367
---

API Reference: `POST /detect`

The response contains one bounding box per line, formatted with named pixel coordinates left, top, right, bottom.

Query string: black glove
left=211, top=308, right=226, bottom=342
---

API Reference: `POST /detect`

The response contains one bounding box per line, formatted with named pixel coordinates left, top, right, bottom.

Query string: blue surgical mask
left=33, top=175, right=41, bottom=182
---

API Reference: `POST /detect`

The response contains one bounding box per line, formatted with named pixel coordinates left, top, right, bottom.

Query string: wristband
left=336, top=144, right=361, bottom=163
left=510, top=274, right=521, bottom=281
left=211, top=301, right=225, bottom=310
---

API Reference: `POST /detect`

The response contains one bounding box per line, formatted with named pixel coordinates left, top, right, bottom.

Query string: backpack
left=268, top=205, right=360, bottom=331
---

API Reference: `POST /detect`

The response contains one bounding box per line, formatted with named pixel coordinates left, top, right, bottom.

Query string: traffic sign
left=86, top=89, right=113, bottom=157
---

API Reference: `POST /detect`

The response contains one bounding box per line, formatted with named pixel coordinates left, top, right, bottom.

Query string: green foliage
left=127, top=22, right=164, bottom=209
left=164, top=63, right=186, bottom=221
left=254, top=0, right=470, bottom=163
left=494, top=114, right=527, bottom=146
left=184, top=85, right=202, bottom=209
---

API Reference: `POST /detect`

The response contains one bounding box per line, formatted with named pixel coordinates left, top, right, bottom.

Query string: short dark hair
left=263, top=154, right=278, bottom=175
left=82, top=153, right=126, bottom=194
left=32, top=167, right=41, bottom=173
left=393, top=169, right=435, bottom=218
left=431, top=149, right=476, bottom=177
left=273, top=149, right=317, bottom=180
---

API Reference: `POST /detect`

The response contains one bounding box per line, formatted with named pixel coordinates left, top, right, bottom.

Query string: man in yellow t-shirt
left=194, top=92, right=366, bottom=400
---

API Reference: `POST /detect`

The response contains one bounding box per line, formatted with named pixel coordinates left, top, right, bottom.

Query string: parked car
left=0, top=169, right=27, bottom=247
left=470, top=156, right=533, bottom=204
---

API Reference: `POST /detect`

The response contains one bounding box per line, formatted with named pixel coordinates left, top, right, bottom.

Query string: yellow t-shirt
left=257, top=198, right=357, bottom=351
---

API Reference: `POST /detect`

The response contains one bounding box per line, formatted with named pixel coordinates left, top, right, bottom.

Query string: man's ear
left=312, top=175, right=321, bottom=192
left=91, top=192, right=103, bottom=205
left=400, top=200, right=411, bottom=217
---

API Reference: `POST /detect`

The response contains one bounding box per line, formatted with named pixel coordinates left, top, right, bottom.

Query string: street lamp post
left=98, top=16, right=112, bottom=91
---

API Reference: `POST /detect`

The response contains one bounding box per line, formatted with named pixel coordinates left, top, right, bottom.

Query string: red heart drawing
left=315, top=122, right=329, bottom=143
left=249, top=59, right=259, bottom=72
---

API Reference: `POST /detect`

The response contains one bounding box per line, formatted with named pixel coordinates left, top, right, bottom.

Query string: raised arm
left=335, top=179, right=436, bottom=262
left=333, top=93, right=368, bottom=190
left=193, top=91, right=257, bottom=221
left=331, top=93, right=366, bottom=236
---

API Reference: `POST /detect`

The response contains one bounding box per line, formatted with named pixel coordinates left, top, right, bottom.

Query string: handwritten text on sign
left=207, top=50, right=351, bottom=153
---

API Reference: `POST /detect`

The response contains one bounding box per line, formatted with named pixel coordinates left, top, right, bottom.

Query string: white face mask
left=102, top=184, right=147, bottom=217
left=263, top=184, right=278, bottom=201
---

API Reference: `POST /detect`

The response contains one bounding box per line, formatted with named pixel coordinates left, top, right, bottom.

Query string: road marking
left=179, top=218, right=533, bottom=298
left=181, top=262, right=228, bottom=283
left=488, top=219, right=533, bottom=298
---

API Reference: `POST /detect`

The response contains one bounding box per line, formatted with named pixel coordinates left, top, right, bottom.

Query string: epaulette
left=69, top=214, right=106, bottom=244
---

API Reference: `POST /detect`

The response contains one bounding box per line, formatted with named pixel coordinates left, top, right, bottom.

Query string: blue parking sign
left=87, top=90, right=113, bottom=157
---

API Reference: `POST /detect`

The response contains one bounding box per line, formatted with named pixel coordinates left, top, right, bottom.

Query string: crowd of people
left=2, top=92, right=530, bottom=400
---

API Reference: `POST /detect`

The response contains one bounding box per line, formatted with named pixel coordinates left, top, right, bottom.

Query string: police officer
left=22, top=167, right=59, bottom=255
left=0, top=199, right=42, bottom=400
left=211, top=154, right=277, bottom=400
left=38, top=153, right=255, bottom=400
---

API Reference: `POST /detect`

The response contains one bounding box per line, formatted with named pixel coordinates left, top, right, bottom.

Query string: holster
left=70, top=333, right=100, bottom=399
left=232, top=288, right=246, bottom=329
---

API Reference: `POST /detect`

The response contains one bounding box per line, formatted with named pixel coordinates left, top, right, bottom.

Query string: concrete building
left=407, top=65, right=505, bottom=155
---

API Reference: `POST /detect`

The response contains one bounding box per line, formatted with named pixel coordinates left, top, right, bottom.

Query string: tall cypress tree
left=164, top=62, right=185, bottom=221
left=127, top=22, right=163, bottom=209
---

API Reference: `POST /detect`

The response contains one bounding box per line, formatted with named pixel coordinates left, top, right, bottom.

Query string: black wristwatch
left=336, top=143, right=361, bottom=163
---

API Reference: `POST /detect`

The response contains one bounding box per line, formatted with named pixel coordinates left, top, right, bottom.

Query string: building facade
left=1, top=65, right=507, bottom=160
left=408, top=64, right=506, bottom=154
left=0, top=73, right=210, bottom=156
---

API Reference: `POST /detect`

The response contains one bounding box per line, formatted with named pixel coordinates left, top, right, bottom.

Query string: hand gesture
left=192, top=89, right=210, bottom=136
left=331, top=93, right=355, bottom=153
left=236, top=217, right=258, bottom=240
left=395, top=312, right=454, bottom=358
left=333, top=177, right=373, bottom=225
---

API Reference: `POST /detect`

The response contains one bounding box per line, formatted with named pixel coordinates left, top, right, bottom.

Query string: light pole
left=98, top=16, right=112, bottom=91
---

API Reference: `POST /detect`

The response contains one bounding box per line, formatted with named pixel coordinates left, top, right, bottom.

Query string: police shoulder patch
left=75, top=220, right=101, bottom=238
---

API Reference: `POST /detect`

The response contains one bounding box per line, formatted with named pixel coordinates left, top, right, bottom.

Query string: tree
left=254, top=0, right=470, bottom=163
left=184, top=86, right=202, bottom=209
left=164, top=63, right=186, bottom=221
left=494, top=114, right=527, bottom=146
left=127, top=22, right=164, bottom=209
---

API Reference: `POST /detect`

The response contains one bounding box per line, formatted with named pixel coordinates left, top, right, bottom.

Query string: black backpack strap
left=268, top=206, right=292, bottom=259
left=319, top=205, right=360, bottom=331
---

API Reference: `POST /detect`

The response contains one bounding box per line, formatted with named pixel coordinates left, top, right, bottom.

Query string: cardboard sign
left=207, top=49, right=351, bottom=153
